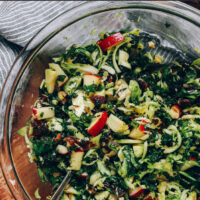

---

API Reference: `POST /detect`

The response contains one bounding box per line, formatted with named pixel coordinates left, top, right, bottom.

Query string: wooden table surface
left=0, top=1, right=199, bottom=200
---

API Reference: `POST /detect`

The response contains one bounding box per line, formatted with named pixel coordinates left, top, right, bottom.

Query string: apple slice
left=129, top=188, right=145, bottom=198
left=169, top=105, right=181, bottom=119
left=32, top=107, right=55, bottom=120
left=107, top=114, right=129, bottom=133
left=45, top=69, right=58, bottom=94
left=69, top=151, right=84, bottom=171
left=97, top=32, right=125, bottom=51
left=83, top=74, right=101, bottom=86
left=56, top=144, right=68, bottom=155
left=129, top=120, right=148, bottom=139
left=88, top=111, right=108, bottom=136
left=78, top=172, right=88, bottom=178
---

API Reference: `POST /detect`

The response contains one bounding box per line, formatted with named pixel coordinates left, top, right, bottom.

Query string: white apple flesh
left=83, top=74, right=101, bottom=86
left=88, top=112, right=108, bottom=136
left=69, top=151, right=84, bottom=171
left=129, top=188, right=145, bottom=198
left=56, top=144, right=68, bottom=155
left=32, top=107, right=55, bottom=120
left=107, top=114, right=129, bottom=133
left=45, top=69, right=58, bottom=94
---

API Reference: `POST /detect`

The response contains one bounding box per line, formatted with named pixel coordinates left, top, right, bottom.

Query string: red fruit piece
left=97, top=32, right=125, bottom=51
left=190, top=157, right=195, bottom=161
left=88, top=111, right=108, bottom=136
left=169, top=105, right=181, bottom=119
left=55, top=133, right=62, bottom=143
left=129, top=188, right=145, bottom=198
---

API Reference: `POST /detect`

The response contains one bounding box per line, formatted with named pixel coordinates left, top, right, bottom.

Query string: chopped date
left=118, top=187, right=126, bottom=197
left=64, top=136, right=78, bottom=146
left=138, top=78, right=148, bottom=91
left=31, top=119, right=48, bottom=136
left=79, top=139, right=93, bottom=151
left=178, top=99, right=191, bottom=108
left=87, top=185, right=98, bottom=194
left=90, top=95, right=106, bottom=107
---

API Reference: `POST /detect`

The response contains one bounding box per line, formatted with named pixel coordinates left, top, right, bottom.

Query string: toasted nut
left=148, top=41, right=155, bottom=48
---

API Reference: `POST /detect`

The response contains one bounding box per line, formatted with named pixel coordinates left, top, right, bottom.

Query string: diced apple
left=97, top=32, right=125, bottom=51
left=129, top=120, right=148, bottom=139
left=107, top=114, right=129, bottom=133
left=49, top=63, right=66, bottom=76
left=129, top=188, right=145, bottom=198
left=78, top=172, right=88, bottom=178
left=32, top=107, right=55, bottom=120
left=56, top=145, right=68, bottom=155
left=129, top=128, right=145, bottom=139
left=88, top=112, right=108, bottom=136
left=169, top=105, right=181, bottom=119
left=95, top=89, right=105, bottom=97
left=83, top=74, right=101, bottom=86
left=45, top=69, right=58, bottom=94
left=90, top=171, right=101, bottom=185
left=69, top=151, right=84, bottom=171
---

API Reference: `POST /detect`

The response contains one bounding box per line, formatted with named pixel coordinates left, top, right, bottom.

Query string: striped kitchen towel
left=0, top=1, right=83, bottom=91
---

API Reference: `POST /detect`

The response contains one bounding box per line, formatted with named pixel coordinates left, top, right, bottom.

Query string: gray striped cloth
left=0, top=1, right=83, bottom=91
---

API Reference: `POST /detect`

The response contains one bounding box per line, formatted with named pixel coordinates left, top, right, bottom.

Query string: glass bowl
left=1, top=1, right=200, bottom=199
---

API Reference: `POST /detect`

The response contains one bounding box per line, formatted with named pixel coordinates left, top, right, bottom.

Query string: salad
left=18, top=30, right=200, bottom=200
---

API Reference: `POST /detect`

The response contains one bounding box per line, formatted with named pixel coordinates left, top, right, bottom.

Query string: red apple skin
left=138, top=120, right=148, bottom=132
left=85, top=74, right=102, bottom=79
left=75, top=150, right=84, bottom=153
left=190, top=157, right=195, bottom=161
left=32, top=107, right=37, bottom=115
left=88, top=111, right=108, bottom=136
left=57, top=145, right=68, bottom=155
left=170, top=105, right=181, bottom=119
left=58, top=151, right=68, bottom=155
left=77, top=172, right=88, bottom=178
left=97, top=32, right=125, bottom=51
left=144, top=193, right=156, bottom=200
left=32, top=107, right=39, bottom=120
left=129, top=188, right=145, bottom=198
left=57, top=76, right=68, bottom=88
